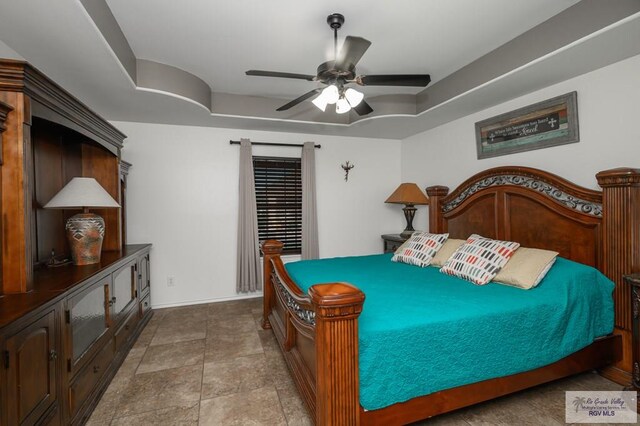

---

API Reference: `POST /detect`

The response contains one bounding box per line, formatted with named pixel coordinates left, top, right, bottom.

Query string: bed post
left=309, top=283, right=365, bottom=426
left=596, top=168, right=640, bottom=385
left=426, top=186, right=449, bottom=233
left=261, top=240, right=283, bottom=329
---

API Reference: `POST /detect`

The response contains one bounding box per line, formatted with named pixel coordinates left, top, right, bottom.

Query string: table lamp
left=44, top=177, right=120, bottom=265
left=385, top=183, right=429, bottom=238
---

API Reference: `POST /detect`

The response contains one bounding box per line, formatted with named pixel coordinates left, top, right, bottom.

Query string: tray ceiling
left=0, top=1, right=638, bottom=138
left=105, top=0, right=579, bottom=99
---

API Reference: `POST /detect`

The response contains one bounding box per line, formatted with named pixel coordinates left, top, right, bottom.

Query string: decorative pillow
left=393, top=232, right=418, bottom=255
left=430, top=239, right=466, bottom=267
left=493, top=247, right=559, bottom=289
left=440, top=234, right=520, bottom=285
left=391, top=232, right=449, bottom=267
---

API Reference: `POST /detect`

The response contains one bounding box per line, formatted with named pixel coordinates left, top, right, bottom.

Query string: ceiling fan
left=246, top=13, right=431, bottom=116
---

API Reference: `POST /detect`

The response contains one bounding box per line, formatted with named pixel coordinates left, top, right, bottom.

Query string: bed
left=261, top=166, right=639, bottom=425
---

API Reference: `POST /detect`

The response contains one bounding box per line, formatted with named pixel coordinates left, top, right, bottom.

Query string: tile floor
left=87, top=298, right=627, bottom=425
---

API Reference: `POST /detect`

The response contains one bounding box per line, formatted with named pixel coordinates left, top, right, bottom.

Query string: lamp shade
left=336, top=97, right=352, bottom=114
left=321, top=85, right=339, bottom=104
left=44, top=177, right=120, bottom=209
left=344, top=88, right=364, bottom=107
left=312, top=94, right=329, bottom=112
left=385, top=183, right=429, bottom=205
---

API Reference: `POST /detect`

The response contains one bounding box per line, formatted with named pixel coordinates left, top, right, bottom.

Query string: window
left=253, top=156, right=302, bottom=255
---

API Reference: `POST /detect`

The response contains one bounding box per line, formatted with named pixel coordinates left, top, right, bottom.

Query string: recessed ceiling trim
left=136, top=86, right=212, bottom=113
left=418, top=10, right=640, bottom=118
left=77, top=0, right=640, bottom=133
left=136, top=59, right=212, bottom=111
left=78, top=0, right=136, bottom=86
left=416, top=0, right=640, bottom=113
left=79, top=0, right=214, bottom=111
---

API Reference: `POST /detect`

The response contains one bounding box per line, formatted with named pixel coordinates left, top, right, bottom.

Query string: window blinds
left=253, top=156, right=302, bottom=255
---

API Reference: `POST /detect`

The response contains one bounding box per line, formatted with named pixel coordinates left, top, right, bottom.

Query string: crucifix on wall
left=341, top=161, right=354, bottom=182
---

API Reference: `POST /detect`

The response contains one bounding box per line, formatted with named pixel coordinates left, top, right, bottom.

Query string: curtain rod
left=229, top=140, right=321, bottom=149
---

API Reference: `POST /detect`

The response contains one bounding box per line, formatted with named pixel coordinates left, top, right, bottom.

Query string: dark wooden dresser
left=0, top=59, right=152, bottom=424
left=1, top=245, right=152, bottom=425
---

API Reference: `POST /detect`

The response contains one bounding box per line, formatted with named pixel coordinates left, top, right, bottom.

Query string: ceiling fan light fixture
left=344, top=88, right=364, bottom=107
left=322, top=85, right=340, bottom=104
left=336, top=97, right=352, bottom=114
left=312, top=94, right=329, bottom=112
left=247, top=13, right=432, bottom=116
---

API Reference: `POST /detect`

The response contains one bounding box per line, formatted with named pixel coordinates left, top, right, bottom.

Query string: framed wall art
left=475, top=91, right=579, bottom=159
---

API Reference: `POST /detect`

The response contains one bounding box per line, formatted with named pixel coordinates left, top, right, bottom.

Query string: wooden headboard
left=426, top=166, right=640, bottom=386
left=426, top=167, right=603, bottom=268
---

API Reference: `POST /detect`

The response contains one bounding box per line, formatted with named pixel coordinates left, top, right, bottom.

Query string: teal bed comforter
left=285, top=254, right=614, bottom=411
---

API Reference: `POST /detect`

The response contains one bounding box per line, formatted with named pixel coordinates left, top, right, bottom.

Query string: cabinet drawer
left=115, top=309, right=139, bottom=351
left=381, top=234, right=409, bottom=254
left=69, top=339, right=115, bottom=417
left=140, top=293, right=151, bottom=317
left=384, top=240, right=402, bottom=253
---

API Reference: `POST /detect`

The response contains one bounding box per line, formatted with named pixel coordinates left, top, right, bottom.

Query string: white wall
left=402, top=53, right=640, bottom=225
left=114, top=122, right=403, bottom=308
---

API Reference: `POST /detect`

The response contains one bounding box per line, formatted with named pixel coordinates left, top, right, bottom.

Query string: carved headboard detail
left=441, top=173, right=602, bottom=217
left=427, top=167, right=603, bottom=268
left=427, top=165, right=640, bottom=386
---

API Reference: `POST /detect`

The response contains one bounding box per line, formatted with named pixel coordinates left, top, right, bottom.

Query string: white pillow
left=391, top=232, right=449, bottom=267
left=440, top=234, right=520, bottom=285
left=393, top=232, right=417, bottom=255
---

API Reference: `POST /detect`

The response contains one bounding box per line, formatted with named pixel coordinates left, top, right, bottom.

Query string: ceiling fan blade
left=353, top=99, right=373, bottom=116
left=276, top=89, right=321, bottom=111
left=359, top=74, right=431, bottom=87
left=335, top=36, right=371, bottom=70
left=246, top=70, right=315, bottom=81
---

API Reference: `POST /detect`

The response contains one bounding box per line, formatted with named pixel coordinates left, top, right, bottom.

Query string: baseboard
left=599, top=365, right=632, bottom=387
left=152, top=293, right=263, bottom=309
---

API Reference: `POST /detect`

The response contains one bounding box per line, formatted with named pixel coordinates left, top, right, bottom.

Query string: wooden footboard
left=262, top=240, right=365, bottom=425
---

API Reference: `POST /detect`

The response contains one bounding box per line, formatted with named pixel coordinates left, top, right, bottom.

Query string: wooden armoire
left=0, top=59, right=152, bottom=425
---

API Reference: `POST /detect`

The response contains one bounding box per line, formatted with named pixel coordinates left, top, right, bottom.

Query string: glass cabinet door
left=139, top=253, right=150, bottom=295
left=68, top=275, right=111, bottom=365
left=112, top=259, right=137, bottom=324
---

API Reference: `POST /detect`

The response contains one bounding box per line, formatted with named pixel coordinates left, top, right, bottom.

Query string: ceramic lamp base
left=66, top=213, right=105, bottom=265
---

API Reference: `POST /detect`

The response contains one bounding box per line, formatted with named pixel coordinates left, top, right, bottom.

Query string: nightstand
left=381, top=234, right=409, bottom=253
left=624, top=274, right=640, bottom=389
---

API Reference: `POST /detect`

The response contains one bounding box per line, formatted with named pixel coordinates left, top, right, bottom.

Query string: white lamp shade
left=344, top=88, right=364, bottom=107
left=312, top=94, right=329, bottom=111
left=321, top=85, right=339, bottom=104
left=44, top=177, right=120, bottom=209
left=336, top=97, right=352, bottom=114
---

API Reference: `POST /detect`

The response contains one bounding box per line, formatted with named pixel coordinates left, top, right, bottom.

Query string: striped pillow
left=440, top=234, right=520, bottom=285
left=392, top=232, right=449, bottom=267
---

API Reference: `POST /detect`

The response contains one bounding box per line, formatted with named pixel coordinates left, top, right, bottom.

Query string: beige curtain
left=301, top=142, right=319, bottom=259
left=236, top=139, right=262, bottom=292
